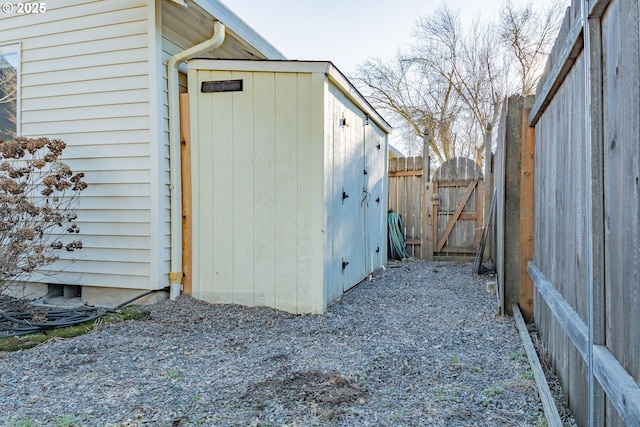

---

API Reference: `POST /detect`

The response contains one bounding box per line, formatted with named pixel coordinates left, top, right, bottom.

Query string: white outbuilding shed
left=187, top=59, right=391, bottom=314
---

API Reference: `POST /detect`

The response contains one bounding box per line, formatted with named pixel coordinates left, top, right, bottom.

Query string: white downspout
left=167, top=21, right=226, bottom=300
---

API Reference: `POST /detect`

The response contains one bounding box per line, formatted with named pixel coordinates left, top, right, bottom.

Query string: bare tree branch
left=351, top=2, right=562, bottom=166
left=499, top=0, right=564, bottom=95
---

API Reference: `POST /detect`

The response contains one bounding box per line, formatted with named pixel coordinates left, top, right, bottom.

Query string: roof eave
left=190, top=0, right=287, bottom=60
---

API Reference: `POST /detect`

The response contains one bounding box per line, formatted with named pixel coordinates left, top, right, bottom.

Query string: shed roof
left=188, top=59, right=392, bottom=133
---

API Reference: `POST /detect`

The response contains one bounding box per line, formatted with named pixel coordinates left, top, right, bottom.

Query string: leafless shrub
left=0, top=137, right=87, bottom=293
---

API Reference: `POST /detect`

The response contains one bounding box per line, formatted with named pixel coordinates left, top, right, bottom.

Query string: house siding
left=0, top=0, right=158, bottom=289
left=0, top=0, right=302, bottom=299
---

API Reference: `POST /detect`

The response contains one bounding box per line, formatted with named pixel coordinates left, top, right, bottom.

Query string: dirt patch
left=304, top=372, right=366, bottom=405
left=243, top=369, right=367, bottom=419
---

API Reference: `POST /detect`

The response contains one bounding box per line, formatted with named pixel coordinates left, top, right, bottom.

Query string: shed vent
left=201, top=79, right=243, bottom=93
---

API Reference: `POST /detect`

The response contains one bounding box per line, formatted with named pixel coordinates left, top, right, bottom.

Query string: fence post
left=519, top=106, right=535, bottom=322
left=483, top=124, right=493, bottom=262
left=582, top=0, right=606, bottom=424
left=495, top=96, right=535, bottom=317
left=421, top=131, right=434, bottom=260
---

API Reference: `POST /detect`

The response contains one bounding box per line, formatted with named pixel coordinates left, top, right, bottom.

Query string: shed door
left=364, top=121, right=386, bottom=272
left=334, top=106, right=366, bottom=292
left=330, top=90, right=388, bottom=292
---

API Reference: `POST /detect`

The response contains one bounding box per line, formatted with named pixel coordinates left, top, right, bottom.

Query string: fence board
left=495, top=101, right=507, bottom=314
left=602, top=5, right=624, bottom=425
left=603, top=4, right=640, bottom=425
left=587, top=10, right=607, bottom=425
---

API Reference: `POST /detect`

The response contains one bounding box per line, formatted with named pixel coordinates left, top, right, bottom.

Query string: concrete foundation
left=82, top=286, right=169, bottom=308
left=2, top=280, right=169, bottom=308
left=1, top=281, right=49, bottom=301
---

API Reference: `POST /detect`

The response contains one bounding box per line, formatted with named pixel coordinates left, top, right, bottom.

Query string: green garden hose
left=388, top=211, right=409, bottom=260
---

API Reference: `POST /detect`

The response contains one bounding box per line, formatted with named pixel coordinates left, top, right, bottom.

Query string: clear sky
left=218, top=0, right=565, bottom=76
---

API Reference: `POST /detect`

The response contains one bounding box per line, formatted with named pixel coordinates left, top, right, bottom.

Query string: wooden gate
left=388, top=156, right=484, bottom=260
left=430, top=157, right=484, bottom=259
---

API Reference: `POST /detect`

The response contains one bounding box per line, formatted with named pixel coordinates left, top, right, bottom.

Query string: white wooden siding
left=322, top=76, right=339, bottom=305
left=252, top=72, right=277, bottom=307
left=189, top=69, right=324, bottom=313
left=0, top=0, right=157, bottom=289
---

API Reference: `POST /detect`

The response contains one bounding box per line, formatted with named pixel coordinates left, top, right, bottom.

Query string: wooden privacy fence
left=388, top=156, right=425, bottom=258
left=528, top=0, right=640, bottom=425
left=388, top=156, right=484, bottom=260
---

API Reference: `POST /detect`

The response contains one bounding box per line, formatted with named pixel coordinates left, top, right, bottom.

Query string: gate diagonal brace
left=435, top=180, right=478, bottom=252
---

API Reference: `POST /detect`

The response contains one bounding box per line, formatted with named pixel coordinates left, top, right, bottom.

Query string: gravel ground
left=0, top=260, right=572, bottom=426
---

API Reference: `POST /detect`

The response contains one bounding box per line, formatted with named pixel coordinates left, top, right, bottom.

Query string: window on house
left=0, top=44, right=19, bottom=141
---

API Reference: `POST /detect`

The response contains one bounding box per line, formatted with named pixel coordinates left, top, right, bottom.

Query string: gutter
left=167, top=21, right=226, bottom=300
